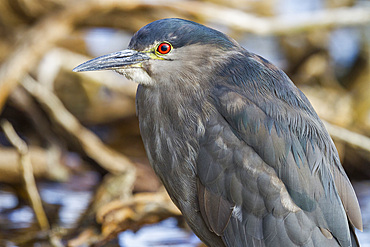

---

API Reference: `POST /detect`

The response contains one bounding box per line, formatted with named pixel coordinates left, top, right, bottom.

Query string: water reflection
left=118, top=218, right=201, bottom=247
left=0, top=191, right=18, bottom=210
left=0, top=179, right=369, bottom=246
left=118, top=181, right=370, bottom=247
left=7, top=207, right=34, bottom=229
left=40, top=182, right=93, bottom=228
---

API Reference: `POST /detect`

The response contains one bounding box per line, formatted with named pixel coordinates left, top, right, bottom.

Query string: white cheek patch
left=115, top=68, right=154, bottom=86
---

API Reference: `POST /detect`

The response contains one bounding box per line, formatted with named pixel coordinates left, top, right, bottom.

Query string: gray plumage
left=73, top=18, right=362, bottom=247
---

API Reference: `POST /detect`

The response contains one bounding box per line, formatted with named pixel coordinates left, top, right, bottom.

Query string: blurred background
left=0, top=0, right=369, bottom=246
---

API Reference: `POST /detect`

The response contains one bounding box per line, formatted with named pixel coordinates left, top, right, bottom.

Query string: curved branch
left=323, top=120, right=370, bottom=154
left=0, top=0, right=369, bottom=113
left=21, top=75, right=136, bottom=174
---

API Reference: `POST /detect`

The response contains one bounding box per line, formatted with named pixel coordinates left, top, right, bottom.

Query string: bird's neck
left=136, top=83, right=212, bottom=181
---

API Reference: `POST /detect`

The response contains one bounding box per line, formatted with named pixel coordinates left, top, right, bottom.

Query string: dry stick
left=323, top=120, right=370, bottom=154
left=167, top=3, right=370, bottom=35
left=92, top=189, right=181, bottom=246
left=0, top=1, right=368, bottom=162
left=21, top=75, right=135, bottom=175
left=0, top=0, right=119, bottom=112
left=1, top=120, right=50, bottom=231
left=0, top=0, right=369, bottom=113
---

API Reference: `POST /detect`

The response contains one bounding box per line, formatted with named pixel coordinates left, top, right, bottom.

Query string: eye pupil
left=157, top=43, right=171, bottom=54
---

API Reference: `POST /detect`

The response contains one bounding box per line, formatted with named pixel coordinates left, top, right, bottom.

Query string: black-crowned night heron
left=73, top=18, right=362, bottom=247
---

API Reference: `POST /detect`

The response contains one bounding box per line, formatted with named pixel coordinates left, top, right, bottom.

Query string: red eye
left=157, top=42, right=171, bottom=54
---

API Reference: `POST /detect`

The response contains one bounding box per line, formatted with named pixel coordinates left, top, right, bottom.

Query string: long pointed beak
left=73, top=49, right=150, bottom=72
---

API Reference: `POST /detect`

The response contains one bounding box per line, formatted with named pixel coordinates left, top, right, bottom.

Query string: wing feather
left=196, top=52, right=361, bottom=246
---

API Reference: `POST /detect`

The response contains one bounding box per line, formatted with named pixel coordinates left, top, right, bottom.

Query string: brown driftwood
left=0, top=1, right=368, bottom=246
left=1, top=120, right=50, bottom=231
left=21, top=75, right=136, bottom=175
left=1, top=0, right=369, bottom=113
left=0, top=146, right=68, bottom=184
left=68, top=188, right=181, bottom=247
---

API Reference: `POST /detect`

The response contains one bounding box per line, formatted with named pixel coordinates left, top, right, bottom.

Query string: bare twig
left=96, top=189, right=180, bottom=226
left=37, top=48, right=138, bottom=97
left=0, top=120, right=50, bottom=231
left=21, top=75, right=135, bottom=175
left=324, top=120, right=370, bottom=154
left=0, top=146, right=68, bottom=183
left=92, top=189, right=180, bottom=246
left=0, top=0, right=369, bottom=113
left=168, top=2, right=370, bottom=35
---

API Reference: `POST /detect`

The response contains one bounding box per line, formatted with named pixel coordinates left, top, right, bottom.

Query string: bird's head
left=73, top=18, right=239, bottom=86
